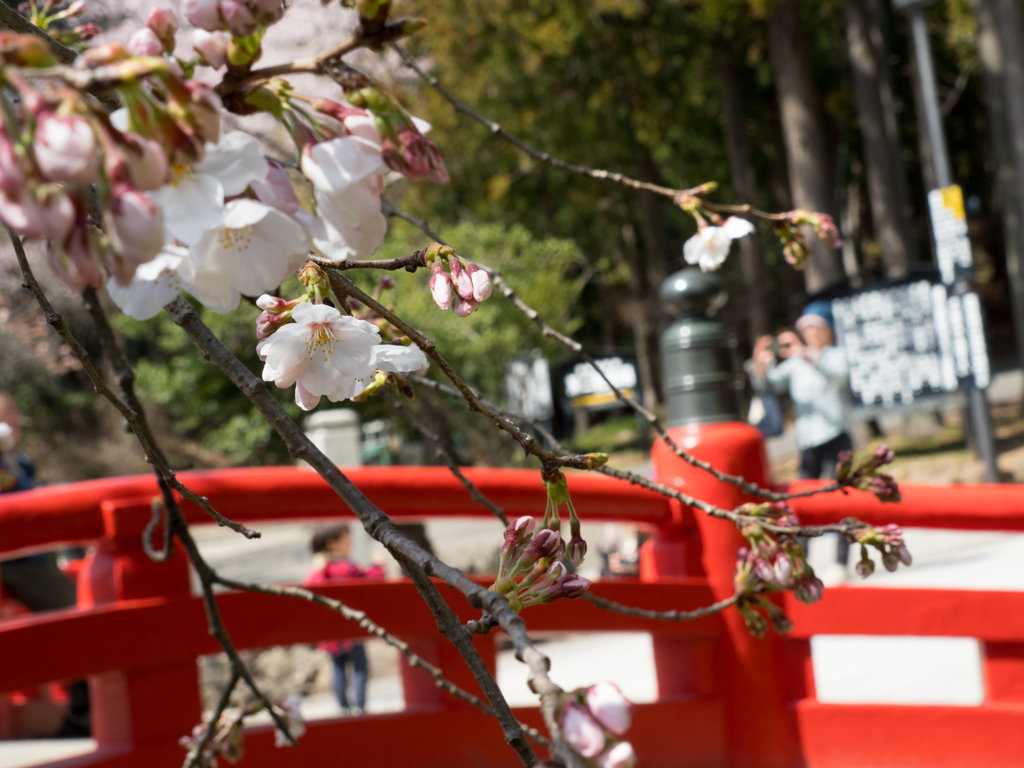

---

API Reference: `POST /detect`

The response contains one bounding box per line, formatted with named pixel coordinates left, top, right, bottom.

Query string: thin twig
left=582, top=593, right=738, bottom=622
left=183, top=669, right=241, bottom=768
left=310, top=249, right=427, bottom=273
left=385, top=206, right=847, bottom=505
left=386, top=392, right=509, bottom=525
left=0, top=4, right=76, bottom=64
left=7, top=229, right=260, bottom=538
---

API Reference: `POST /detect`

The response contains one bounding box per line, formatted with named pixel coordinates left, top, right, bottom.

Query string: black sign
left=830, top=276, right=990, bottom=409
left=558, top=355, right=641, bottom=412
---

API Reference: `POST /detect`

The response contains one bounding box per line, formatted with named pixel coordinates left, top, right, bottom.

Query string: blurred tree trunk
left=633, top=149, right=670, bottom=407
left=767, top=0, right=844, bottom=293
left=844, top=0, right=915, bottom=278
left=715, top=37, right=771, bottom=340
left=864, top=0, right=919, bottom=255
left=984, top=0, right=1024, bottom=370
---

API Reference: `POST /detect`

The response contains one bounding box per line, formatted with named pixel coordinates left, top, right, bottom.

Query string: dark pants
left=798, top=432, right=853, bottom=566
left=332, top=644, right=368, bottom=710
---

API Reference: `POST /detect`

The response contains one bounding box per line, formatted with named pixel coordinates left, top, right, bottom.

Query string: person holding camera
left=749, top=301, right=852, bottom=479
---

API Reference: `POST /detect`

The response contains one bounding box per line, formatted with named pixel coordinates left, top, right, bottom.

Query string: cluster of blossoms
left=849, top=523, right=912, bottom=577
left=0, top=4, right=449, bottom=413
left=675, top=187, right=841, bottom=272
left=490, top=467, right=608, bottom=611
left=178, top=695, right=304, bottom=766
left=836, top=443, right=902, bottom=503
left=255, top=264, right=427, bottom=410
left=559, top=682, right=637, bottom=768
left=424, top=243, right=492, bottom=317
left=773, top=209, right=843, bottom=268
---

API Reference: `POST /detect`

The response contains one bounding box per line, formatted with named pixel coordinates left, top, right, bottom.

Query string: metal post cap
left=659, top=268, right=728, bottom=319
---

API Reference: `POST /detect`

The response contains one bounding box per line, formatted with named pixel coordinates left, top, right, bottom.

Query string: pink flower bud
left=49, top=215, right=103, bottom=289
left=429, top=261, right=451, bottom=310
left=524, top=528, right=561, bottom=561
left=0, top=184, right=74, bottom=243
left=220, top=0, right=257, bottom=37
left=106, top=187, right=165, bottom=270
left=502, top=516, right=536, bottom=553
left=33, top=114, right=99, bottom=184
left=468, top=264, right=492, bottom=302
left=147, top=7, right=178, bottom=40
left=117, top=134, right=168, bottom=191
left=127, top=28, right=164, bottom=57
left=450, top=259, right=474, bottom=300
left=561, top=703, right=606, bottom=758
left=897, top=544, right=912, bottom=566
left=257, top=308, right=295, bottom=339
left=183, top=0, right=223, bottom=32
left=772, top=555, right=793, bottom=586
left=559, top=574, right=591, bottom=600
left=452, top=293, right=478, bottom=318
left=251, top=161, right=299, bottom=215
left=192, top=28, right=230, bottom=68
left=596, top=741, right=637, bottom=768
left=585, top=682, right=633, bottom=736
left=382, top=128, right=449, bottom=184
left=566, top=534, right=587, bottom=568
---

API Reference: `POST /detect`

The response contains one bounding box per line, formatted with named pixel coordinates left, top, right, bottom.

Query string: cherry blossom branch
left=163, top=295, right=574, bottom=765
left=385, top=392, right=509, bottom=525
left=328, top=271, right=601, bottom=471
left=384, top=206, right=848, bottom=504
left=583, top=593, right=739, bottom=622
left=183, top=668, right=241, bottom=768
left=7, top=229, right=260, bottom=539
left=310, top=250, right=427, bottom=272
left=390, top=42, right=790, bottom=223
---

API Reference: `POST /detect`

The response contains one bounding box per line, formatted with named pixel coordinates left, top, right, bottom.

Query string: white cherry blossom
left=301, top=135, right=387, bottom=260
left=258, top=302, right=427, bottom=410
left=682, top=216, right=755, bottom=272
left=178, top=198, right=311, bottom=313
left=106, top=247, right=190, bottom=320
left=151, top=130, right=269, bottom=245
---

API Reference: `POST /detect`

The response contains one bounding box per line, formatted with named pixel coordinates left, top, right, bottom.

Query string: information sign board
left=927, top=184, right=974, bottom=285
left=560, top=355, right=640, bottom=411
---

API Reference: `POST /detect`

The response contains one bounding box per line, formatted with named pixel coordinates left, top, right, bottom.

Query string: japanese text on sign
left=927, top=184, right=974, bottom=285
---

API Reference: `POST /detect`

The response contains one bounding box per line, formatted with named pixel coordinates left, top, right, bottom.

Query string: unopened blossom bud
left=596, top=741, right=638, bottom=768
left=221, top=0, right=257, bottom=37
left=881, top=550, right=899, bottom=572
left=518, top=528, right=561, bottom=569
left=560, top=574, right=591, bottom=599
left=812, top=213, right=842, bottom=249
left=0, top=32, right=56, bottom=67
left=753, top=556, right=774, bottom=584
left=773, top=554, right=793, bottom=587
left=771, top=611, right=794, bottom=635
left=896, top=544, right=912, bottom=566
left=112, top=133, right=169, bottom=191
left=298, top=261, right=330, bottom=298
left=835, top=450, right=853, bottom=481
left=421, top=241, right=455, bottom=265
left=449, top=259, right=474, bottom=300
left=855, top=548, right=874, bottom=579
left=50, top=217, right=104, bottom=289
left=872, top=443, right=895, bottom=467
left=184, top=0, right=224, bottom=31
left=251, top=161, right=300, bottom=215
left=401, top=17, right=428, bottom=36
left=465, top=263, right=492, bottom=302
left=783, top=238, right=810, bottom=268
left=561, top=703, right=606, bottom=758
left=452, top=293, right=478, bottom=318
left=192, top=28, right=230, bottom=68
left=793, top=574, right=824, bottom=606
left=147, top=7, right=177, bottom=49
left=379, top=275, right=395, bottom=291
left=33, top=114, right=99, bottom=184
left=128, top=28, right=164, bottom=57
left=256, top=294, right=297, bottom=314
left=105, top=186, right=165, bottom=274
left=739, top=603, right=769, bottom=638
left=503, top=516, right=536, bottom=552
left=566, top=534, right=587, bottom=568
left=429, top=261, right=451, bottom=310
left=585, top=682, right=633, bottom=736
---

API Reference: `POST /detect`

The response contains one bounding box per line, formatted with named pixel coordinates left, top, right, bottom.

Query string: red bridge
left=2, top=421, right=1023, bottom=767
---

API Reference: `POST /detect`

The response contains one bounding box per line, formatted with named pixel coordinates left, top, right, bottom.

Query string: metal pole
left=906, top=1, right=1000, bottom=482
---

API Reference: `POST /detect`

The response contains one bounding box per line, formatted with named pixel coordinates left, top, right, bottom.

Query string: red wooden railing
left=1, top=420, right=1023, bottom=767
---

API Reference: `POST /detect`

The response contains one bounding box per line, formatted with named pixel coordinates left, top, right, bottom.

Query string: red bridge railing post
left=652, top=423, right=803, bottom=767
left=79, top=497, right=200, bottom=757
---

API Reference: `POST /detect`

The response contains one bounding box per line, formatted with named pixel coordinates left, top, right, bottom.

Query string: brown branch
left=7, top=229, right=259, bottom=538
left=386, top=392, right=509, bottom=525
left=310, top=250, right=427, bottom=273
left=329, top=271, right=597, bottom=471
left=163, top=295, right=571, bottom=765
left=0, top=4, right=76, bottom=64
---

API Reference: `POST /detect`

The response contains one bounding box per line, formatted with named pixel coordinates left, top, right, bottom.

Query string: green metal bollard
left=658, top=268, right=743, bottom=427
